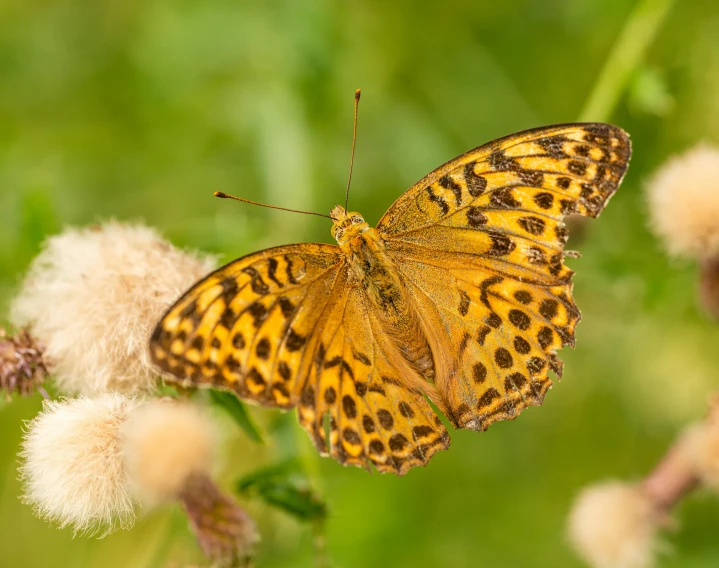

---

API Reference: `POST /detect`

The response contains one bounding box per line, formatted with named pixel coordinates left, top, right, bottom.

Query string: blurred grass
left=2, top=0, right=719, bottom=566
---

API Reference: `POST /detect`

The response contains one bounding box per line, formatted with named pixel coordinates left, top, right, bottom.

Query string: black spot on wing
left=477, top=388, right=501, bottom=410
left=242, top=266, right=270, bottom=295
left=490, top=188, right=520, bottom=209
left=439, top=175, right=463, bottom=207
left=464, top=162, right=487, bottom=197
left=246, top=302, right=268, bottom=327
left=518, top=170, right=544, bottom=187
left=533, top=192, right=554, bottom=210
left=459, top=289, right=471, bottom=316
left=487, top=232, right=516, bottom=256
left=286, top=328, right=306, bottom=351
left=518, top=216, right=546, bottom=236
left=278, top=296, right=295, bottom=319
left=466, top=207, right=488, bottom=228
left=426, top=186, right=449, bottom=215
left=284, top=255, right=299, bottom=285
left=266, top=257, right=283, bottom=288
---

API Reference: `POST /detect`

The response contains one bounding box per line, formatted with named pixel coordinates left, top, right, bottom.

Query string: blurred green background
left=2, top=0, right=719, bottom=566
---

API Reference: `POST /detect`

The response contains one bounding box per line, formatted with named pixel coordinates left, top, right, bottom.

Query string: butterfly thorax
left=331, top=205, right=435, bottom=377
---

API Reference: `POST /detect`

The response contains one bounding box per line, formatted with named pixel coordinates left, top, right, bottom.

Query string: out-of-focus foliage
left=1, top=0, right=719, bottom=566
left=208, top=389, right=265, bottom=445
left=237, top=459, right=327, bottom=523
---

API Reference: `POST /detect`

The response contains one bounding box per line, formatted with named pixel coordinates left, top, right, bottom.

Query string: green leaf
left=255, top=482, right=327, bottom=522
left=236, top=459, right=302, bottom=491
left=236, top=459, right=327, bottom=523
left=209, top=389, right=264, bottom=444
left=155, top=382, right=181, bottom=398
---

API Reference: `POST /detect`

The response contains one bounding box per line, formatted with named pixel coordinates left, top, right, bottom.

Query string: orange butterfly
left=150, top=116, right=630, bottom=475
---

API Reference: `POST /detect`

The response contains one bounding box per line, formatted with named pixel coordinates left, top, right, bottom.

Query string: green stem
left=579, top=0, right=676, bottom=122
left=292, top=423, right=330, bottom=566
left=312, top=518, right=329, bottom=568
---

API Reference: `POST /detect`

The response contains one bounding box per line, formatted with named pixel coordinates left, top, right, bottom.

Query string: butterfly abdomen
left=344, top=228, right=435, bottom=378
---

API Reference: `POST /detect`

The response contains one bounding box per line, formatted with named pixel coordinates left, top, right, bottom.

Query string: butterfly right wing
left=376, top=124, right=630, bottom=431
left=150, top=243, right=344, bottom=408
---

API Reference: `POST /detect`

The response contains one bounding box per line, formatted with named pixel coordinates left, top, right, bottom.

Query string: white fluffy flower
left=646, top=144, right=719, bottom=259
left=122, top=399, right=217, bottom=505
left=10, top=222, right=215, bottom=395
left=20, top=394, right=142, bottom=535
left=567, top=481, right=662, bottom=568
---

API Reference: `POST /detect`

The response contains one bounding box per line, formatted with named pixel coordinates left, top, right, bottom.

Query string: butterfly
left=150, top=122, right=631, bottom=475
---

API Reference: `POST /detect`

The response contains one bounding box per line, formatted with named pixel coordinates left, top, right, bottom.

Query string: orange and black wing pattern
left=379, top=123, right=631, bottom=431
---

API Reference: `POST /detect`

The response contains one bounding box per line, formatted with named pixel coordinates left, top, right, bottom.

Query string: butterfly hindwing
left=379, top=123, right=630, bottom=431
left=297, top=283, right=450, bottom=475
left=394, top=257, right=578, bottom=429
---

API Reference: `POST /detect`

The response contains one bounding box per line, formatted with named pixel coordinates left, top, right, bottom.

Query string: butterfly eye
left=351, top=216, right=363, bottom=224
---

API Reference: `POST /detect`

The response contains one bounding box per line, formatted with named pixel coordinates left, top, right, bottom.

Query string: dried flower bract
left=10, top=222, right=216, bottom=395
left=180, top=473, right=259, bottom=568
left=0, top=328, right=48, bottom=397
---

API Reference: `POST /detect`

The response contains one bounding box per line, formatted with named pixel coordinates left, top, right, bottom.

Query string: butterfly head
left=330, top=205, right=369, bottom=245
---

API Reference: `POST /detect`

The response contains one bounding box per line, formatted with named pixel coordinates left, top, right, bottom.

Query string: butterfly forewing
left=379, top=123, right=630, bottom=431
left=378, top=123, right=630, bottom=236
left=150, top=244, right=343, bottom=407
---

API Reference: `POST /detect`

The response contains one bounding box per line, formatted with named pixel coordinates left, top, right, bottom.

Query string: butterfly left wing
left=377, top=123, right=631, bottom=431
left=150, top=243, right=449, bottom=475
left=150, top=243, right=345, bottom=407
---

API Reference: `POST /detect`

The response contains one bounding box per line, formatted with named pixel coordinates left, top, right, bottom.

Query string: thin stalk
left=579, top=0, right=676, bottom=122
left=312, top=518, right=329, bottom=568
left=291, top=424, right=330, bottom=567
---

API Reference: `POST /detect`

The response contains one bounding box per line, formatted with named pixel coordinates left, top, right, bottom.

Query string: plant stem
left=292, top=424, right=330, bottom=567
left=313, top=518, right=329, bottom=568
left=579, top=0, right=676, bottom=122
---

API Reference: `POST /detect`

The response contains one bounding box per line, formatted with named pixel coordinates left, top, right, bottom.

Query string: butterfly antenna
left=214, top=192, right=332, bottom=219
left=344, top=89, right=361, bottom=212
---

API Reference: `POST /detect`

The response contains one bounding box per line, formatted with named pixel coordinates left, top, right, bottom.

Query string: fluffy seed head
left=122, top=399, right=216, bottom=504
left=567, top=481, right=662, bottom=568
left=10, top=222, right=215, bottom=395
left=19, top=394, right=142, bottom=535
left=646, top=144, right=719, bottom=259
